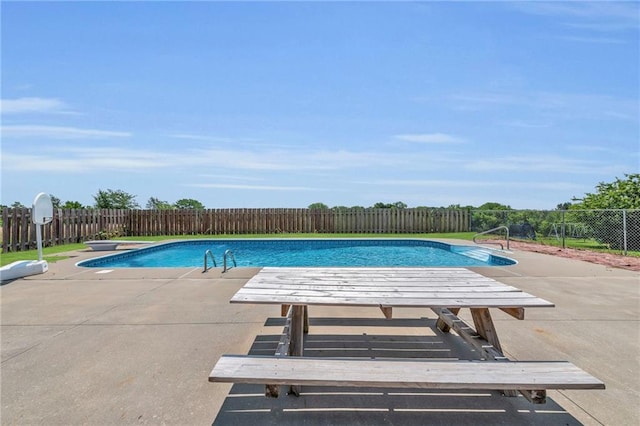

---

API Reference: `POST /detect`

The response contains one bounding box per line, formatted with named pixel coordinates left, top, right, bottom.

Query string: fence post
left=622, top=209, right=628, bottom=256
left=2, top=208, right=8, bottom=253
left=561, top=210, right=566, bottom=249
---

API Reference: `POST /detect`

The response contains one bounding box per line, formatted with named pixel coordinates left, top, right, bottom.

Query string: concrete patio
left=1, top=241, right=638, bottom=425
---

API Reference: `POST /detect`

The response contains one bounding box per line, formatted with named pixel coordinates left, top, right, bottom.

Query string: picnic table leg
left=470, top=308, right=502, bottom=353
left=288, top=305, right=306, bottom=396
left=281, top=304, right=290, bottom=316
left=436, top=308, right=460, bottom=332
left=470, top=308, right=518, bottom=397
left=283, top=305, right=307, bottom=331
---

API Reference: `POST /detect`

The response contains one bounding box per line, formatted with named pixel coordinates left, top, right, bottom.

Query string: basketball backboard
left=32, top=193, right=53, bottom=225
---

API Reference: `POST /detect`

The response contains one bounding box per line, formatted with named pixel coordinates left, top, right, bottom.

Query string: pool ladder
left=203, top=249, right=237, bottom=273
left=203, top=250, right=217, bottom=272
left=473, top=226, right=510, bottom=250
left=223, top=249, right=236, bottom=273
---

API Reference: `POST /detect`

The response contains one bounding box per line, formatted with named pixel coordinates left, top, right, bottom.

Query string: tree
left=11, top=201, right=26, bottom=208
left=49, top=194, right=61, bottom=209
left=332, top=205, right=365, bottom=210
left=574, top=173, right=640, bottom=209
left=174, top=198, right=204, bottom=210
left=372, top=201, right=407, bottom=209
left=146, top=197, right=173, bottom=210
left=570, top=174, right=640, bottom=250
left=472, top=202, right=512, bottom=232
left=62, top=201, right=84, bottom=209
left=93, top=189, right=140, bottom=209
left=392, top=201, right=407, bottom=209
left=477, top=202, right=512, bottom=210
left=308, top=202, right=329, bottom=209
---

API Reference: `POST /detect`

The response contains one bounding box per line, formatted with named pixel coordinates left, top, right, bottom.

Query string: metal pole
left=622, top=210, right=628, bottom=256
left=36, top=225, right=43, bottom=261
left=561, top=210, right=566, bottom=249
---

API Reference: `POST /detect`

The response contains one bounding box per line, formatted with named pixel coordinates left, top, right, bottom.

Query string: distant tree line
left=1, top=189, right=205, bottom=211
left=308, top=201, right=409, bottom=210
left=308, top=174, right=639, bottom=211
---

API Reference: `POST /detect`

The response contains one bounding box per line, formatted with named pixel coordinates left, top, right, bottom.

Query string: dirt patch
left=506, top=240, right=640, bottom=272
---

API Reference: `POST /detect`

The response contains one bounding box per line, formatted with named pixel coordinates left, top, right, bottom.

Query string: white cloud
left=464, top=155, right=623, bottom=175
left=499, top=120, right=552, bottom=128
left=1, top=143, right=408, bottom=175
left=0, top=97, right=72, bottom=114
left=1, top=153, right=89, bottom=172
left=198, top=174, right=263, bottom=181
left=394, top=133, right=464, bottom=144
left=558, top=35, right=627, bottom=44
left=450, top=93, right=519, bottom=107
left=186, top=183, right=319, bottom=191
left=3, top=136, right=624, bottom=185
left=187, top=147, right=404, bottom=171
left=365, top=178, right=585, bottom=192
left=171, top=133, right=290, bottom=149
left=1, top=125, right=131, bottom=139
left=170, top=133, right=234, bottom=143
left=2, top=148, right=168, bottom=172
left=366, top=179, right=489, bottom=188
left=512, top=2, right=639, bottom=32
left=449, top=91, right=638, bottom=121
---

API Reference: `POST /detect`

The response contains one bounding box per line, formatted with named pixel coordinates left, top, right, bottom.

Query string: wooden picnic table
left=232, top=266, right=553, bottom=359
left=210, top=267, right=604, bottom=402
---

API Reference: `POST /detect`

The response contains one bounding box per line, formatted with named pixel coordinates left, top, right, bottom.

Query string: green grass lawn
left=0, top=233, right=477, bottom=267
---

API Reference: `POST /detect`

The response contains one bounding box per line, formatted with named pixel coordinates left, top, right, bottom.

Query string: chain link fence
left=471, top=209, right=640, bottom=256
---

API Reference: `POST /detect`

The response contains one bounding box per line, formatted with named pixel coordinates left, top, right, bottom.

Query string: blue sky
left=1, top=1, right=638, bottom=209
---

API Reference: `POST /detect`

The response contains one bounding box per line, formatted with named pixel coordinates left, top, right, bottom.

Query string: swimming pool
left=77, top=239, right=515, bottom=268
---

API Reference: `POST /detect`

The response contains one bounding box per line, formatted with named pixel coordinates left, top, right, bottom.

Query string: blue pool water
left=77, top=239, right=515, bottom=268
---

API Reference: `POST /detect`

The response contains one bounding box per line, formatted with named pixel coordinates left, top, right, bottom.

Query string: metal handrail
left=473, top=226, right=510, bottom=250
left=223, top=249, right=236, bottom=273
left=203, top=249, right=217, bottom=272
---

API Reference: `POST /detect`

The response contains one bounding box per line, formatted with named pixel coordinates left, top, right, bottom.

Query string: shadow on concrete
left=1, top=278, right=18, bottom=286
left=211, top=317, right=585, bottom=425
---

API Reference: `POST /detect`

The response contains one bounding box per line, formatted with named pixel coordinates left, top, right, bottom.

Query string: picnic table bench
left=209, top=267, right=604, bottom=404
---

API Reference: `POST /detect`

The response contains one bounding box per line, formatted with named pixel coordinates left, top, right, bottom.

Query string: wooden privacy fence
left=129, top=208, right=469, bottom=235
left=2, top=208, right=128, bottom=253
left=2, top=208, right=470, bottom=253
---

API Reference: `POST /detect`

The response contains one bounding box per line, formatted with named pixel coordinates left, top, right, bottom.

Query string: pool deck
left=1, top=240, right=638, bottom=425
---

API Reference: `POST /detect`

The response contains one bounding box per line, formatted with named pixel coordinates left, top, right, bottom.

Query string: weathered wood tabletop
left=231, top=267, right=555, bottom=309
